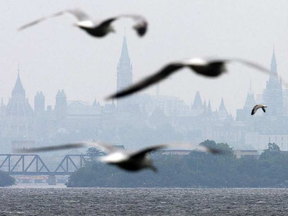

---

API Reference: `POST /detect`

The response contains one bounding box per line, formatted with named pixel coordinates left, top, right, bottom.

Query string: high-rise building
left=55, top=90, right=67, bottom=120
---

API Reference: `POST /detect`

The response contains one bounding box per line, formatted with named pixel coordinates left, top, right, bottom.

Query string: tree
left=0, top=171, right=15, bottom=187
left=86, top=147, right=105, bottom=161
left=259, top=143, right=281, bottom=160
left=199, top=140, right=217, bottom=148
left=216, top=143, right=234, bottom=156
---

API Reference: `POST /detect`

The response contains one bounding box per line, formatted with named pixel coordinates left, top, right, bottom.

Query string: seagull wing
left=129, top=144, right=169, bottom=159
left=194, top=145, right=225, bottom=155
left=251, top=105, right=259, bottom=115
left=17, top=11, right=67, bottom=31
left=96, top=17, right=118, bottom=29
left=13, top=143, right=87, bottom=153
left=251, top=104, right=265, bottom=115
left=129, top=143, right=192, bottom=159
left=107, top=62, right=184, bottom=99
left=119, top=14, right=148, bottom=37
left=18, top=9, right=91, bottom=31
left=230, top=59, right=271, bottom=74
left=66, top=9, right=91, bottom=21
left=230, top=59, right=288, bottom=87
left=13, top=141, right=118, bottom=154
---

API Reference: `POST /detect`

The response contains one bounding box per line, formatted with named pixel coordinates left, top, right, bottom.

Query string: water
left=0, top=188, right=287, bottom=215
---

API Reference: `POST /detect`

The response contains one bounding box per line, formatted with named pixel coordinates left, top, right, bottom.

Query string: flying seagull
left=251, top=104, right=267, bottom=115
left=18, top=9, right=147, bottom=37
left=107, top=58, right=287, bottom=99
left=14, top=142, right=223, bottom=172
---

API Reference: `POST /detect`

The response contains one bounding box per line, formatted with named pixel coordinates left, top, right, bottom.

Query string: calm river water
left=0, top=187, right=287, bottom=215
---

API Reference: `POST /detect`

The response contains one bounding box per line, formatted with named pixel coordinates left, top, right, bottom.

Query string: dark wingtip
left=134, top=26, right=147, bottom=37
left=17, top=27, right=24, bottom=32
left=105, top=94, right=115, bottom=101
left=13, top=148, right=31, bottom=153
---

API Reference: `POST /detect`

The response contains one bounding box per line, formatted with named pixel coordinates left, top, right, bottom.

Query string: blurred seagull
left=107, top=58, right=287, bottom=99
left=14, top=142, right=223, bottom=172
left=251, top=104, right=267, bottom=115
left=194, top=145, right=225, bottom=155
left=18, top=9, right=147, bottom=37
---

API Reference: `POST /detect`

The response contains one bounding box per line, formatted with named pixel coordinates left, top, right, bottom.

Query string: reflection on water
left=0, top=188, right=287, bottom=215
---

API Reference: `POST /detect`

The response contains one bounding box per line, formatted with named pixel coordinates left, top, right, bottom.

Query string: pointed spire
left=12, top=73, right=25, bottom=96
left=207, top=100, right=212, bottom=114
left=92, top=99, right=97, bottom=106
left=56, top=90, right=61, bottom=97
left=270, top=48, right=277, bottom=75
left=120, top=36, right=130, bottom=62
left=117, top=36, right=133, bottom=96
left=219, top=98, right=227, bottom=111
left=192, top=91, right=202, bottom=109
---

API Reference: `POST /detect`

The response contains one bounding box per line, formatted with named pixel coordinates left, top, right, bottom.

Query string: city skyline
left=1, top=0, right=288, bottom=118
left=0, top=42, right=285, bottom=118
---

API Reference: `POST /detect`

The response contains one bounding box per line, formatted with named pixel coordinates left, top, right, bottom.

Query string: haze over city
left=0, top=1, right=288, bottom=215
left=0, top=0, right=288, bottom=116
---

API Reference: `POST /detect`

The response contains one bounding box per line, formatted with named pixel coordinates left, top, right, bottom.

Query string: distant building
left=0, top=41, right=286, bottom=153
left=116, top=36, right=134, bottom=110
left=236, top=49, right=288, bottom=151
left=1, top=73, right=35, bottom=140
left=262, top=49, right=283, bottom=116
left=233, top=150, right=259, bottom=159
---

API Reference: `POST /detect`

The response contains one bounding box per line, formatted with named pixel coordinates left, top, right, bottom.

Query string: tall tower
left=34, top=91, right=45, bottom=115
left=3, top=73, right=34, bottom=139
left=116, top=36, right=133, bottom=109
left=218, top=98, right=228, bottom=121
left=191, top=91, right=203, bottom=116
left=263, top=49, right=283, bottom=116
left=55, top=90, right=67, bottom=120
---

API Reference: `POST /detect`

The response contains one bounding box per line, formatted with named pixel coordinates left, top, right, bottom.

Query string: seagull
left=14, top=142, right=223, bottom=172
left=251, top=104, right=267, bottom=115
left=18, top=9, right=147, bottom=37
left=107, top=57, right=287, bottom=99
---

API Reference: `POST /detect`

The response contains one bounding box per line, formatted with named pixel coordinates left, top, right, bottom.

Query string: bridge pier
left=47, top=175, right=57, bottom=185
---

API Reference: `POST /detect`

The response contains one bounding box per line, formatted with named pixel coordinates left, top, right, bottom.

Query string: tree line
left=66, top=140, right=288, bottom=188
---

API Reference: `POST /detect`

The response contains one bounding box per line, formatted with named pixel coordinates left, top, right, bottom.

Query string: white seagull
left=251, top=104, right=267, bottom=115
left=107, top=57, right=287, bottom=99
left=14, top=142, right=223, bottom=172
left=18, top=9, right=147, bottom=38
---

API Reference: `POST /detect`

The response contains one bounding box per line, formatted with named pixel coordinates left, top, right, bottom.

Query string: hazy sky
left=0, top=0, right=287, bottom=116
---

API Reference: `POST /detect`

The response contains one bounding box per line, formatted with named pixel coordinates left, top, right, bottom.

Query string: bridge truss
left=0, top=154, right=92, bottom=175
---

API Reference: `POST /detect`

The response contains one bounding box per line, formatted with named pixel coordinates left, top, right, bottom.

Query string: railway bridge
left=0, top=154, right=92, bottom=176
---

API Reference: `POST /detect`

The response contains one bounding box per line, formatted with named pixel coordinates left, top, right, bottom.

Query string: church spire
left=119, top=36, right=130, bottom=62
left=117, top=36, right=133, bottom=91
left=219, top=98, right=227, bottom=112
left=191, top=91, right=202, bottom=109
left=207, top=100, right=212, bottom=115
left=116, top=36, right=133, bottom=109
